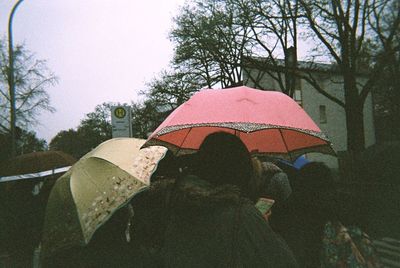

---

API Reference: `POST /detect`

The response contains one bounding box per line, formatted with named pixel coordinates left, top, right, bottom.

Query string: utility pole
left=8, top=0, right=24, bottom=157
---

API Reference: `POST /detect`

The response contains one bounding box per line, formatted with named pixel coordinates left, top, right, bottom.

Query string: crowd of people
left=40, top=131, right=380, bottom=267
left=1, top=131, right=381, bottom=267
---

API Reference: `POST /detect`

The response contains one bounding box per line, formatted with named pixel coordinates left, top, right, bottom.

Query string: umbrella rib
left=176, top=127, right=193, bottom=155
left=279, top=129, right=292, bottom=162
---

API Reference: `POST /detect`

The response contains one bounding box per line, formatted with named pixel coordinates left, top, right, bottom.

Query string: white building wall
left=301, top=73, right=347, bottom=168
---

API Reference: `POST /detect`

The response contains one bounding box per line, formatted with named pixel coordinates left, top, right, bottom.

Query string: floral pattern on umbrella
left=41, top=138, right=167, bottom=259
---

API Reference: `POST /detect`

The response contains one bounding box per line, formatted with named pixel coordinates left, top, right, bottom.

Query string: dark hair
left=196, top=132, right=253, bottom=198
left=295, top=161, right=338, bottom=222
left=287, top=161, right=338, bottom=266
left=297, top=161, right=335, bottom=192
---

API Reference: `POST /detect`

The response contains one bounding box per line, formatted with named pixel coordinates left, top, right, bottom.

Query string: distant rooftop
left=243, top=56, right=367, bottom=75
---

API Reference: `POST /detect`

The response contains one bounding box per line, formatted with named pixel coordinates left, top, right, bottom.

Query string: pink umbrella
left=142, top=86, right=335, bottom=161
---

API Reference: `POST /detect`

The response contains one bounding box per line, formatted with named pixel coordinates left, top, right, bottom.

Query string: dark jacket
left=134, top=175, right=298, bottom=267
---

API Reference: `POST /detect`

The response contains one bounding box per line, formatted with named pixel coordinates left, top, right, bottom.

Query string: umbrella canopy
left=41, top=138, right=167, bottom=259
left=0, top=150, right=76, bottom=179
left=143, top=86, right=335, bottom=161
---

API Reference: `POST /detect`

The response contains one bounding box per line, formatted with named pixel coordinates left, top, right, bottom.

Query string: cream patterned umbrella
left=41, top=138, right=167, bottom=259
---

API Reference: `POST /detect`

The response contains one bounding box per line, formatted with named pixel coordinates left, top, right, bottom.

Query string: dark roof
left=243, top=56, right=367, bottom=76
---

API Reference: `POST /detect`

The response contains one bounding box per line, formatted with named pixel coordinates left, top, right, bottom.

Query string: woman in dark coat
left=271, top=161, right=338, bottom=267
left=136, top=132, right=298, bottom=267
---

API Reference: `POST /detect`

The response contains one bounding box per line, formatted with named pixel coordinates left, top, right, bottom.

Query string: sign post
left=111, top=106, right=132, bottom=138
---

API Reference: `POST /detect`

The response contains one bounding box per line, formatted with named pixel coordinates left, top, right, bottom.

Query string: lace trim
left=154, top=122, right=329, bottom=141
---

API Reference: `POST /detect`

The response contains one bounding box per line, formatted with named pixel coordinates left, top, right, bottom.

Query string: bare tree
left=170, top=0, right=253, bottom=88
left=0, top=39, right=57, bottom=147
left=144, top=69, right=201, bottom=110
left=130, top=69, right=201, bottom=138
left=235, top=0, right=301, bottom=97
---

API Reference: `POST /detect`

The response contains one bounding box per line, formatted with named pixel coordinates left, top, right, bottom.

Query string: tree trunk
left=343, top=72, right=365, bottom=180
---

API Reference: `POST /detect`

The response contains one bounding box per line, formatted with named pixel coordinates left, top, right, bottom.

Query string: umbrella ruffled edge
left=143, top=137, right=336, bottom=162
left=153, top=122, right=330, bottom=141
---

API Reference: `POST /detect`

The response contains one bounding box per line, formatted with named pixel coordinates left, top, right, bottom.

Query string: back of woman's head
left=296, top=161, right=338, bottom=220
left=196, top=132, right=252, bottom=196
left=297, top=162, right=335, bottom=192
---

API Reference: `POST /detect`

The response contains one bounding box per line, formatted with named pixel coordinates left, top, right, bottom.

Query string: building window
left=294, top=89, right=302, bottom=106
left=319, top=105, right=327, bottom=124
left=294, top=89, right=302, bottom=101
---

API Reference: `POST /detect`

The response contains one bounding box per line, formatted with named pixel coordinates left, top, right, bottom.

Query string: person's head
left=196, top=132, right=253, bottom=198
left=255, top=161, right=292, bottom=204
left=296, top=161, right=338, bottom=219
left=297, top=161, right=335, bottom=193
left=150, top=150, right=179, bottom=182
left=266, top=173, right=292, bottom=203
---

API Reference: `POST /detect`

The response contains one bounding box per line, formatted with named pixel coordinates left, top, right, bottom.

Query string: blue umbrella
left=278, top=155, right=309, bottom=170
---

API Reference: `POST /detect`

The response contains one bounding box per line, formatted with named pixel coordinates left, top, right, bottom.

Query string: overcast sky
left=0, top=0, right=185, bottom=142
